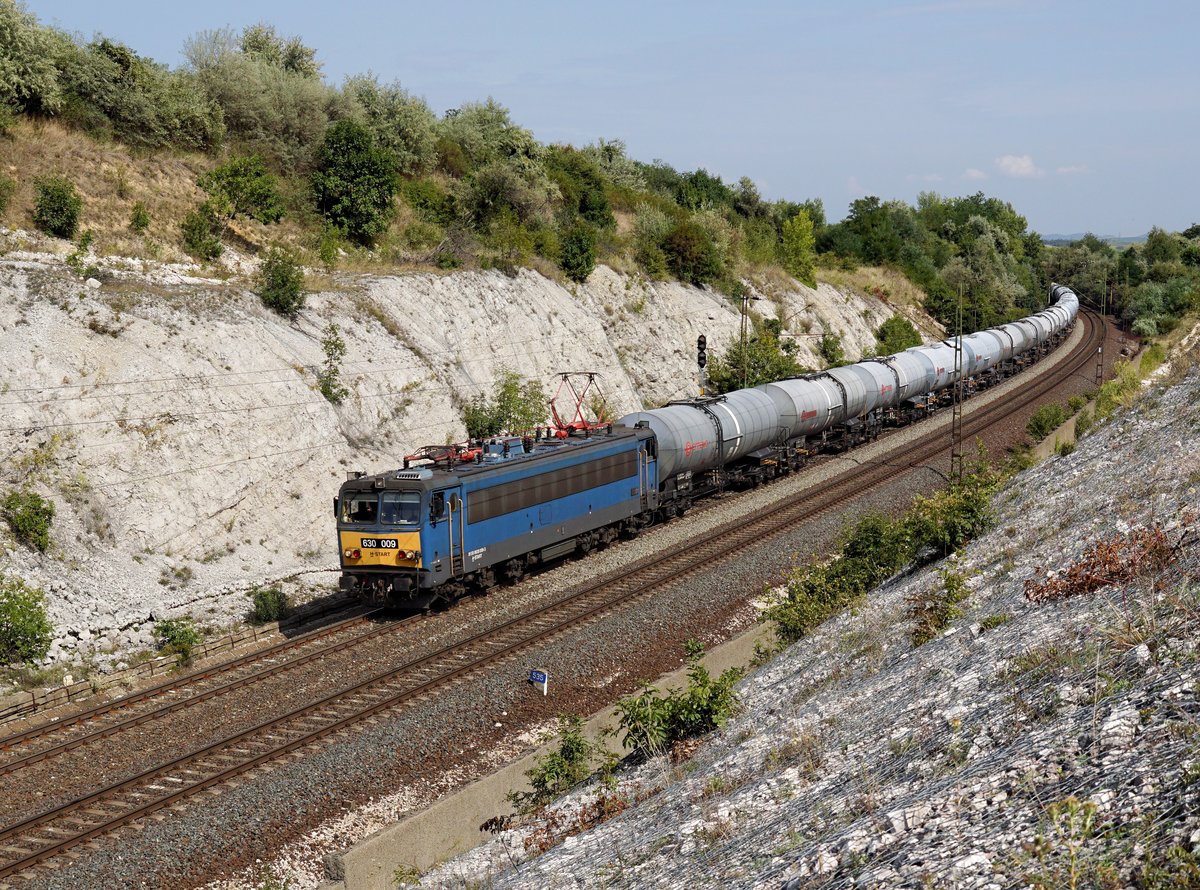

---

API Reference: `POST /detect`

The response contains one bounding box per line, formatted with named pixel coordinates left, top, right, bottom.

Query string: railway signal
left=697, top=334, right=707, bottom=369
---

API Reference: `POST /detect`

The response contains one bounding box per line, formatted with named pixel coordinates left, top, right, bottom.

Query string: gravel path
left=13, top=320, right=1121, bottom=890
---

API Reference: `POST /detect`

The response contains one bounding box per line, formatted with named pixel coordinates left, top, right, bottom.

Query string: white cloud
left=847, top=175, right=863, bottom=194
left=905, top=173, right=944, bottom=183
left=1056, top=164, right=1088, bottom=175
left=995, top=154, right=1043, bottom=177
left=963, top=168, right=988, bottom=181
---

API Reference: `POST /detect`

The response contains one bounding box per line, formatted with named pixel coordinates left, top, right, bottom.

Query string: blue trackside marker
left=529, top=669, right=548, bottom=695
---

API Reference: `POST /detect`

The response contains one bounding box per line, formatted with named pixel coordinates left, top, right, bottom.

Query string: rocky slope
left=0, top=228, right=928, bottom=666
left=424, top=332, right=1200, bottom=887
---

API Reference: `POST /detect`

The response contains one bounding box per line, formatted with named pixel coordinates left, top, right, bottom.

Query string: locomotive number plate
left=360, top=538, right=398, bottom=549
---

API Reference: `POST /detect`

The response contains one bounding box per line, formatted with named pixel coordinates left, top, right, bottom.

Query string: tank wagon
left=336, top=285, right=1079, bottom=606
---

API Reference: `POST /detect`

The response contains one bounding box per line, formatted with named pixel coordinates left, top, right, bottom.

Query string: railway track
left=0, top=312, right=1102, bottom=882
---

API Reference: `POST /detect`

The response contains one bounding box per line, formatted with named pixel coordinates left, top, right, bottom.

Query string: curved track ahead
left=0, top=311, right=1103, bottom=882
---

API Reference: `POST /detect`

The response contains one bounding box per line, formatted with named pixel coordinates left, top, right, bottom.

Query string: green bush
left=0, top=173, right=15, bottom=215
left=558, top=220, right=596, bottom=283
left=1067, top=394, right=1087, bottom=413
left=249, top=586, right=290, bottom=624
left=33, top=174, right=82, bottom=239
left=402, top=178, right=456, bottom=225
left=1074, top=408, right=1094, bottom=438
left=507, top=716, right=598, bottom=813
left=180, top=201, right=224, bottom=259
left=662, top=219, right=722, bottom=285
left=198, top=155, right=284, bottom=224
left=129, top=201, right=150, bottom=233
left=155, top=616, right=201, bottom=663
left=876, top=314, right=922, bottom=354
left=256, top=247, right=305, bottom=317
left=615, top=642, right=740, bottom=757
left=311, top=119, right=397, bottom=245
left=819, top=332, right=846, bottom=367
left=1027, top=403, right=1068, bottom=441
left=907, top=564, right=971, bottom=646
left=0, top=572, right=54, bottom=663
left=766, top=450, right=1003, bottom=646
left=2, top=489, right=55, bottom=552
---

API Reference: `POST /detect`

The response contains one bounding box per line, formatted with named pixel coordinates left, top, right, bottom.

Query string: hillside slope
left=0, top=228, right=928, bottom=664
left=428, top=333, right=1200, bottom=888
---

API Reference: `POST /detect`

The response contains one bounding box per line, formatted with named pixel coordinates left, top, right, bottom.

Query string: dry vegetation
left=0, top=120, right=313, bottom=261
left=817, top=264, right=945, bottom=338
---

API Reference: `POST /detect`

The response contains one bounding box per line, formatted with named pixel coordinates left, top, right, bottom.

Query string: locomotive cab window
left=429, top=492, right=446, bottom=523
left=379, top=491, right=421, bottom=526
left=341, top=493, right=378, bottom=524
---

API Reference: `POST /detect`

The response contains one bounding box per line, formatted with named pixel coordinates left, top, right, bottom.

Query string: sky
left=20, top=0, right=1199, bottom=236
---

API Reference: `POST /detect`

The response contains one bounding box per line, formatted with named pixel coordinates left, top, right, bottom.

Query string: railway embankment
left=419, top=330, right=1200, bottom=888
left=0, top=232, right=925, bottom=673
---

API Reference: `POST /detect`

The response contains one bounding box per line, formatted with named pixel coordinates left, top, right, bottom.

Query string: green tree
left=237, top=22, right=321, bottom=78
left=0, top=572, right=53, bottom=663
left=311, top=119, right=397, bottom=244
left=706, top=320, right=806, bottom=393
left=256, top=247, right=305, bottom=316
left=198, top=155, right=284, bottom=224
left=317, top=322, right=349, bottom=403
left=32, top=174, right=82, bottom=239
left=463, top=369, right=546, bottom=438
left=343, top=74, right=437, bottom=177
left=558, top=220, right=596, bottom=283
left=781, top=210, right=817, bottom=286
left=875, top=315, right=922, bottom=354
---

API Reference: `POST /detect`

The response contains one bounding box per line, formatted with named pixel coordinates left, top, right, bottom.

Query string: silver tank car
left=621, top=387, right=780, bottom=479
left=619, top=284, right=1079, bottom=483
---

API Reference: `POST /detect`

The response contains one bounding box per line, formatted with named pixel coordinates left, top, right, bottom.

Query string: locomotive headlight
left=404, top=549, right=416, bottom=560
left=344, top=548, right=361, bottom=559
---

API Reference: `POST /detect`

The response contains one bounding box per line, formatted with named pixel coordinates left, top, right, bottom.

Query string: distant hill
left=1043, top=233, right=1146, bottom=248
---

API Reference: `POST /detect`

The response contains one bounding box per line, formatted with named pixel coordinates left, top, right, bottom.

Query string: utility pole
left=1095, top=280, right=1106, bottom=385
left=950, top=285, right=965, bottom=482
left=739, top=291, right=751, bottom=389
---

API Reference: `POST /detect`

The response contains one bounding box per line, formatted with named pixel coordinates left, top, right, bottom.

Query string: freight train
left=335, top=284, right=1080, bottom=608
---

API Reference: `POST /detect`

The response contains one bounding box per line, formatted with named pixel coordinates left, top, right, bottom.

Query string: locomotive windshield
left=341, top=492, right=379, bottom=524
left=380, top=491, right=421, bottom=526
left=340, top=491, right=422, bottom=525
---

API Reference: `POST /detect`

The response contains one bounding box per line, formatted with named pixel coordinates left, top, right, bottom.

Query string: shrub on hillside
left=615, top=641, right=741, bottom=757
left=1027, top=403, right=1068, bottom=442
left=129, top=201, right=150, bottom=233
left=876, top=314, right=922, bottom=354
left=54, top=37, right=224, bottom=151
left=32, top=174, right=81, bottom=239
left=248, top=586, right=290, bottom=624
left=0, top=173, right=15, bottom=215
left=662, top=219, right=721, bottom=285
left=0, top=572, right=53, bottom=664
left=256, top=247, right=305, bottom=317
left=155, top=616, right=200, bottom=663
left=198, top=155, right=284, bottom=224
left=0, top=1, right=65, bottom=115
left=311, top=119, right=397, bottom=245
left=2, top=489, right=55, bottom=552
left=506, top=716, right=597, bottom=813
left=180, top=201, right=224, bottom=260
left=558, top=220, right=596, bottom=283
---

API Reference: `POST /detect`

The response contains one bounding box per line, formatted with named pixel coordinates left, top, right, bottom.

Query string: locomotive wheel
left=503, top=557, right=527, bottom=584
